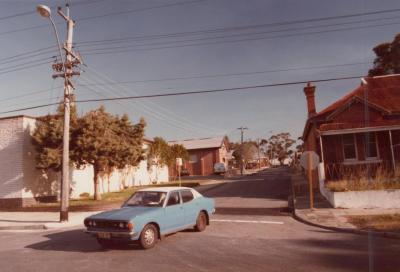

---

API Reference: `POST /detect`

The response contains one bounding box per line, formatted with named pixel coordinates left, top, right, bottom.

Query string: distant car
left=180, top=168, right=190, bottom=176
left=214, top=162, right=227, bottom=175
left=84, top=187, right=215, bottom=249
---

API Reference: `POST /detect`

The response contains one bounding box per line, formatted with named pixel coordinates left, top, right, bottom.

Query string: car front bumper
left=85, top=229, right=139, bottom=241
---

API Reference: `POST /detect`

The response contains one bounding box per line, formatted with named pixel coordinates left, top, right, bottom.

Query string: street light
left=37, top=4, right=70, bottom=222
left=36, top=5, right=65, bottom=70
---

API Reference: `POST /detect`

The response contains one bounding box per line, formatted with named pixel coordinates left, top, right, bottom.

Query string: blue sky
left=0, top=0, right=399, bottom=142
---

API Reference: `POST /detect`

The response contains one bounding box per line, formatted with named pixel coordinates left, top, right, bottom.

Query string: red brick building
left=169, top=137, right=229, bottom=176
left=302, top=74, right=400, bottom=182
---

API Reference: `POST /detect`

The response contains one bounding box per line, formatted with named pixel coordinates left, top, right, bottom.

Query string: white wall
left=324, top=189, right=400, bottom=209
left=0, top=117, right=24, bottom=199
left=0, top=116, right=169, bottom=202
left=70, top=162, right=169, bottom=199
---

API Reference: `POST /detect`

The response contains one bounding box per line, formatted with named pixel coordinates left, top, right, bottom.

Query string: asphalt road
left=1, top=167, right=400, bottom=272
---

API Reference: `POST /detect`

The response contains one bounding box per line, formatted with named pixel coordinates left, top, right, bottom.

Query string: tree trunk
left=93, top=165, right=102, bottom=201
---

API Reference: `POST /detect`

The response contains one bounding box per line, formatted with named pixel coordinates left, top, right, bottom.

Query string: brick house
left=302, top=74, right=400, bottom=183
left=169, top=137, right=229, bottom=176
left=0, top=115, right=168, bottom=208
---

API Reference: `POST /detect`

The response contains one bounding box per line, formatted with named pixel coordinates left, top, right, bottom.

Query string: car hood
left=88, top=206, right=160, bottom=221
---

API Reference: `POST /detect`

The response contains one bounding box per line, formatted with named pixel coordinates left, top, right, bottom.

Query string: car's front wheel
left=194, top=211, right=207, bottom=232
left=139, top=224, right=158, bottom=249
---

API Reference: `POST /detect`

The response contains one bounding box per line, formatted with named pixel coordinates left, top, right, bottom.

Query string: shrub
left=326, top=165, right=400, bottom=192
left=79, top=192, right=90, bottom=198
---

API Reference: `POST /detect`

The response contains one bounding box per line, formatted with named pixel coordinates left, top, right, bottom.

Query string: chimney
left=304, top=82, right=316, bottom=117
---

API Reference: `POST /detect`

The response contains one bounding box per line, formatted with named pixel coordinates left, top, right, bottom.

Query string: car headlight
left=119, top=222, right=124, bottom=228
left=92, top=221, right=96, bottom=227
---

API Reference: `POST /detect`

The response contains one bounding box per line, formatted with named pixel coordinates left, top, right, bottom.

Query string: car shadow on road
left=25, top=229, right=144, bottom=253
left=25, top=228, right=186, bottom=253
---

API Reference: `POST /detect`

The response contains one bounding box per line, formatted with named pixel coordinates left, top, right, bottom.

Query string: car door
left=180, top=189, right=198, bottom=225
left=163, top=191, right=185, bottom=232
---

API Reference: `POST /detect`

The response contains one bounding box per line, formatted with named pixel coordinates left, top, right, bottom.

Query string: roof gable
left=169, top=136, right=225, bottom=150
left=317, top=74, right=400, bottom=118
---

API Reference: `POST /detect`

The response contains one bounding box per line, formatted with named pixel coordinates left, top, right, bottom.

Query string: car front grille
left=92, top=220, right=127, bottom=230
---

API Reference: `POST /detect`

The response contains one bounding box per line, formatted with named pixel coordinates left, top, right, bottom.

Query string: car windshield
left=125, top=191, right=167, bottom=207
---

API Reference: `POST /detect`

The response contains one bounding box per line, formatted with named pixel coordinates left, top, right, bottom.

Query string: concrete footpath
left=0, top=212, right=96, bottom=230
left=291, top=171, right=400, bottom=239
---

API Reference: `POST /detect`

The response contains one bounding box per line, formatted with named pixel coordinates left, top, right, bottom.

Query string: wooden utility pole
left=307, top=152, right=314, bottom=209
left=257, top=138, right=261, bottom=170
left=52, top=4, right=81, bottom=222
left=237, top=126, right=248, bottom=176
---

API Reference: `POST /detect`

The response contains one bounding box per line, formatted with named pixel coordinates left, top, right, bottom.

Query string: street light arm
left=48, top=16, right=65, bottom=73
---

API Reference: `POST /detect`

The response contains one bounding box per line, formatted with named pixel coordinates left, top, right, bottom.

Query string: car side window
left=167, top=191, right=181, bottom=206
left=181, top=190, right=194, bottom=203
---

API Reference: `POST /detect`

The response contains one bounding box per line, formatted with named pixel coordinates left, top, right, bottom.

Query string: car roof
left=137, top=186, right=194, bottom=193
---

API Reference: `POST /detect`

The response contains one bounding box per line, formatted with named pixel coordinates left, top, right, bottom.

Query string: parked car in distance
left=180, top=168, right=190, bottom=176
left=214, top=162, right=227, bottom=175
left=84, top=187, right=215, bottom=249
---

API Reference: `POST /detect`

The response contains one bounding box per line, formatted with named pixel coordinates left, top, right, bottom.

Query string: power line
left=78, top=0, right=207, bottom=22
left=2, top=10, right=399, bottom=66
left=0, top=60, right=368, bottom=104
left=0, top=57, right=54, bottom=72
left=0, top=60, right=53, bottom=76
left=0, top=75, right=364, bottom=115
left=79, top=61, right=370, bottom=87
left=0, top=46, right=55, bottom=64
left=0, top=0, right=107, bottom=21
left=83, top=65, right=223, bottom=134
left=0, top=0, right=207, bottom=36
left=0, top=14, right=387, bottom=68
left=75, top=14, right=400, bottom=48
left=0, top=86, right=62, bottom=104
left=81, top=20, right=400, bottom=56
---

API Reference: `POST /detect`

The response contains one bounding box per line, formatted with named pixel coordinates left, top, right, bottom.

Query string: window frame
left=364, top=132, right=379, bottom=160
left=180, top=189, right=194, bottom=203
left=166, top=191, right=181, bottom=207
left=342, top=133, right=358, bottom=161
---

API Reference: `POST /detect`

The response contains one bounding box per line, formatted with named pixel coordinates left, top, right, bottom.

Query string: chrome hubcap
left=144, top=229, right=155, bottom=245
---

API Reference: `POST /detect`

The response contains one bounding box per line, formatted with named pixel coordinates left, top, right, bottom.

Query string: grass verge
left=26, top=181, right=200, bottom=209
left=347, top=214, right=400, bottom=233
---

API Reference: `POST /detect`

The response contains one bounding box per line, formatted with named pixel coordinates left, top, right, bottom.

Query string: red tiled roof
left=316, top=74, right=400, bottom=118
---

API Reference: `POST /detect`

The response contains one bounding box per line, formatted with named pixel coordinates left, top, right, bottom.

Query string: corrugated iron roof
left=169, top=136, right=225, bottom=150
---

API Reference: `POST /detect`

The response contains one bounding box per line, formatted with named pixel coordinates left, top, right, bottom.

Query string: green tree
left=167, top=144, right=189, bottom=168
left=148, top=137, right=170, bottom=167
left=71, top=106, right=146, bottom=200
left=369, top=33, right=400, bottom=76
left=267, top=132, right=295, bottom=164
left=31, top=103, right=78, bottom=171
left=232, top=141, right=258, bottom=168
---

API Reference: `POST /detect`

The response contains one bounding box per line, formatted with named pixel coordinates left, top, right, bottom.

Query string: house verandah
left=318, top=125, right=400, bottom=181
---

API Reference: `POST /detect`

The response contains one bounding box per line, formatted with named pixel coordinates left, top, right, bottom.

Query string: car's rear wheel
left=139, top=224, right=158, bottom=249
left=195, top=211, right=207, bottom=232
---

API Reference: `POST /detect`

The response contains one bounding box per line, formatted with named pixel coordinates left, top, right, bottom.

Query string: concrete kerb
left=292, top=209, right=400, bottom=239
left=289, top=172, right=400, bottom=240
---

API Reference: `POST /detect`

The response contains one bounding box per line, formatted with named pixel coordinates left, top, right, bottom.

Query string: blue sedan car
left=84, top=187, right=215, bottom=249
